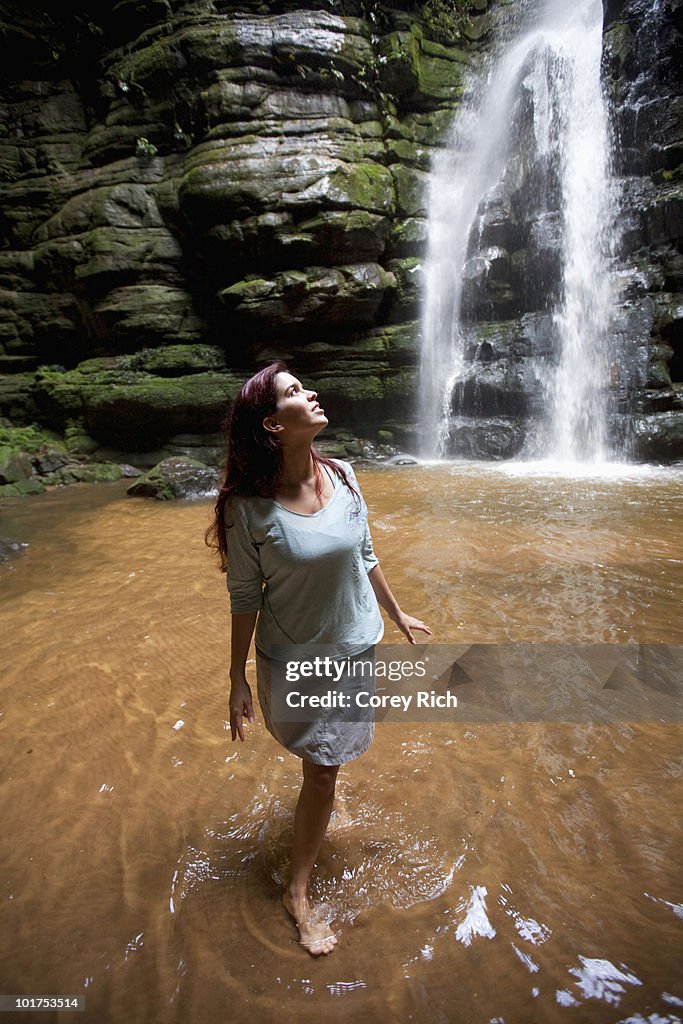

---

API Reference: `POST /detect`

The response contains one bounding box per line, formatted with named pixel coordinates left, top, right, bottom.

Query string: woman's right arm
left=229, top=610, right=258, bottom=741
left=224, top=499, right=263, bottom=743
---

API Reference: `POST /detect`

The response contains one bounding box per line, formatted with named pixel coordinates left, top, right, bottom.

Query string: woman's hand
left=367, top=566, right=432, bottom=644
left=229, top=674, right=254, bottom=742
left=391, top=610, right=432, bottom=645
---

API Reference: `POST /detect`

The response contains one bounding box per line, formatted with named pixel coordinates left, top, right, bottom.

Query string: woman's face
left=267, top=371, right=328, bottom=440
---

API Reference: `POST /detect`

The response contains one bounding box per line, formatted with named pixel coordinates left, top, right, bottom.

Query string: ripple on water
left=170, top=782, right=460, bottom=934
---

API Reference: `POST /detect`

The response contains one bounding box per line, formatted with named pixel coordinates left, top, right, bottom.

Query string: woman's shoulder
left=224, top=494, right=246, bottom=529
left=328, top=457, right=356, bottom=479
left=224, top=492, right=266, bottom=524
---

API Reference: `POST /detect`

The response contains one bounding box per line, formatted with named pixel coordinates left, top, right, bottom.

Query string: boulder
left=127, top=456, right=219, bottom=500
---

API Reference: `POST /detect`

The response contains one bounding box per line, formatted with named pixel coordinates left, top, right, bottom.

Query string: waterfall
left=419, top=0, right=624, bottom=463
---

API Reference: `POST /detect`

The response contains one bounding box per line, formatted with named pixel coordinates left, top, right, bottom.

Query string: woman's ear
left=263, top=415, right=283, bottom=435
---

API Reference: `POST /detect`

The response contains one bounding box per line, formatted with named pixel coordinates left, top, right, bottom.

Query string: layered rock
left=602, top=0, right=683, bottom=459
left=0, top=0, right=484, bottom=455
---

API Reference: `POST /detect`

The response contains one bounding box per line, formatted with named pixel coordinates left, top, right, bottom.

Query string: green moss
left=72, top=463, right=123, bottom=484
left=384, top=367, right=418, bottom=399
left=0, top=477, right=45, bottom=496
left=419, top=37, right=471, bottom=64
left=64, top=418, right=99, bottom=455
left=604, top=21, right=635, bottom=67
left=386, top=137, right=432, bottom=171
left=421, top=0, right=471, bottom=43
left=82, top=372, right=242, bottom=415
left=661, top=164, right=683, bottom=184
left=416, top=51, right=467, bottom=100
left=326, top=163, right=396, bottom=215
left=390, top=165, right=429, bottom=217
left=120, top=344, right=227, bottom=376
left=0, top=423, right=65, bottom=455
left=220, top=278, right=274, bottom=302
left=377, top=30, right=421, bottom=98
left=318, top=375, right=386, bottom=401
left=65, top=358, right=119, bottom=374
left=364, top=321, right=420, bottom=357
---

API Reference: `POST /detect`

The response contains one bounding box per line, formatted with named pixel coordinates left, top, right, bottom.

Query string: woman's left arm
left=368, top=564, right=432, bottom=645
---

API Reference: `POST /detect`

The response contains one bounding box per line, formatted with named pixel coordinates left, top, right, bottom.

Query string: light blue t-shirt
left=225, top=460, right=384, bottom=659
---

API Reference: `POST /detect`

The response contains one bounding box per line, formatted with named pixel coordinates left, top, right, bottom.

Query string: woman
left=207, top=361, right=431, bottom=956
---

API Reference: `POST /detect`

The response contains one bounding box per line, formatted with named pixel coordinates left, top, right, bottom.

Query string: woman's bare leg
left=283, top=759, right=340, bottom=955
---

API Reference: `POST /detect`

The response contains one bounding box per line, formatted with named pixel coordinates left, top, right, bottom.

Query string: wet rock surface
left=0, top=0, right=481, bottom=461
left=601, top=0, right=683, bottom=458
left=126, top=456, right=219, bottom=500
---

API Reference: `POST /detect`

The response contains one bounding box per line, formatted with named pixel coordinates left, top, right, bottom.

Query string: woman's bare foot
left=283, top=889, right=338, bottom=956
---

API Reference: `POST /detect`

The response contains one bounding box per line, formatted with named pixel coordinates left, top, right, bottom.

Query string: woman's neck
left=280, top=444, right=315, bottom=486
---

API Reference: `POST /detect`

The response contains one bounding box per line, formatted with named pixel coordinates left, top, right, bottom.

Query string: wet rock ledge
left=0, top=0, right=489, bottom=465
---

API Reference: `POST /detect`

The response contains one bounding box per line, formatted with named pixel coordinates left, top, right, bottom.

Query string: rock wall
left=0, top=0, right=490, bottom=456
left=602, top=0, right=683, bottom=459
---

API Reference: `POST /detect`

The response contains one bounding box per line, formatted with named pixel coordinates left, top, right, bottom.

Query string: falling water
left=420, top=0, right=623, bottom=462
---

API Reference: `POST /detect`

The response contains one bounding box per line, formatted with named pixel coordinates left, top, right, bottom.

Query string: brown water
left=1, top=463, right=682, bottom=1024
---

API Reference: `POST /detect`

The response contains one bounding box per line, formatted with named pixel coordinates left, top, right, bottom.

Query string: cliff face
left=0, top=0, right=680, bottom=462
left=0, top=0, right=488, bottom=454
left=601, top=0, right=683, bottom=459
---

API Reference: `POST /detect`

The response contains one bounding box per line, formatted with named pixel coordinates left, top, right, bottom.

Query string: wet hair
left=206, top=360, right=360, bottom=571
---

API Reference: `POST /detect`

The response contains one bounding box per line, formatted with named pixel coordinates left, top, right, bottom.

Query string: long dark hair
left=206, top=361, right=360, bottom=571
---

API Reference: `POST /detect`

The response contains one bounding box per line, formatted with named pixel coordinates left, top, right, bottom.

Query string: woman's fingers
left=229, top=689, right=254, bottom=742
left=400, top=615, right=432, bottom=644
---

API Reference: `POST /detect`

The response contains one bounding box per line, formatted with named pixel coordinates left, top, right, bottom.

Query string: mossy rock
left=363, top=321, right=420, bottom=360
left=92, top=285, right=205, bottom=348
left=35, top=364, right=243, bottom=447
left=127, top=456, right=219, bottom=500
left=415, top=49, right=468, bottom=104
left=317, top=373, right=387, bottom=402
left=0, top=477, right=45, bottom=496
left=296, top=210, right=391, bottom=263
left=603, top=20, right=636, bottom=78
left=377, top=30, right=421, bottom=99
left=64, top=419, right=99, bottom=455
left=389, top=217, right=428, bottom=258
left=0, top=423, right=71, bottom=483
left=287, top=163, right=397, bottom=216
left=633, top=411, right=683, bottom=461
left=81, top=372, right=243, bottom=446
left=390, top=165, right=430, bottom=218
left=0, top=423, right=66, bottom=455
left=120, top=344, right=227, bottom=376
left=0, top=445, right=34, bottom=484
left=385, top=138, right=432, bottom=170
left=386, top=257, right=423, bottom=319
left=314, top=439, right=350, bottom=459
left=0, top=373, right=39, bottom=423
left=47, top=462, right=123, bottom=485
left=220, top=263, right=397, bottom=332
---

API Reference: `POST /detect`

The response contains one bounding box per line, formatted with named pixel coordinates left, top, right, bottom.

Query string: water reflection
left=0, top=467, right=682, bottom=1022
